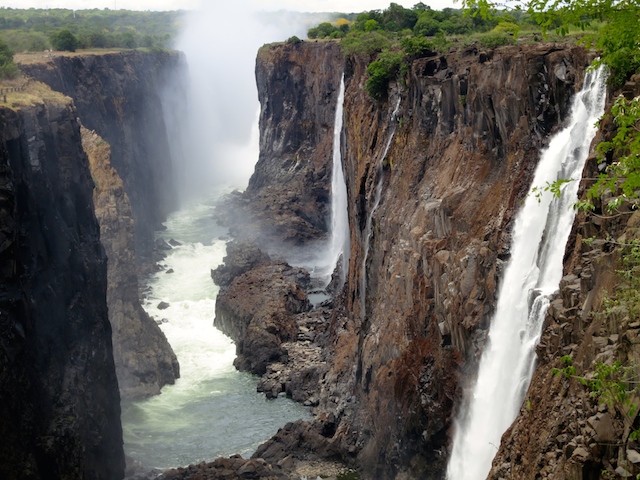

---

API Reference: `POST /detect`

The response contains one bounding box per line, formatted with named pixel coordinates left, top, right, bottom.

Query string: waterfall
left=327, top=74, right=350, bottom=285
left=360, top=96, right=402, bottom=312
left=447, top=66, right=607, bottom=480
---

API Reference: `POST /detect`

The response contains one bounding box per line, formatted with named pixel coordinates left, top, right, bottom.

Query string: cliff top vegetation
left=0, top=77, right=68, bottom=111
left=305, top=1, right=637, bottom=98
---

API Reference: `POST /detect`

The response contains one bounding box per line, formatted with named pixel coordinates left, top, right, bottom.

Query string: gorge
left=1, top=29, right=639, bottom=480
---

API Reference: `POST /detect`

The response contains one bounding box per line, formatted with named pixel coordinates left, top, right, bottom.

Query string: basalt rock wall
left=219, top=42, right=344, bottom=251
left=20, top=51, right=183, bottom=268
left=0, top=87, right=124, bottom=479
left=81, top=127, right=179, bottom=399
left=18, top=52, right=182, bottom=399
left=251, top=41, right=593, bottom=479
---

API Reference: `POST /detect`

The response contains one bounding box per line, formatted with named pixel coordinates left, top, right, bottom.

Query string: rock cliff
left=333, top=42, right=592, bottom=479
left=215, top=41, right=596, bottom=479
left=0, top=82, right=124, bottom=479
left=18, top=51, right=182, bottom=399
left=19, top=51, right=182, bottom=269
left=81, top=127, right=179, bottom=399
left=218, top=42, right=344, bottom=251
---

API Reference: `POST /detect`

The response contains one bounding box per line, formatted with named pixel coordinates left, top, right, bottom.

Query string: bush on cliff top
left=50, top=28, right=79, bottom=52
left=0, top=39, right=18, bottom=79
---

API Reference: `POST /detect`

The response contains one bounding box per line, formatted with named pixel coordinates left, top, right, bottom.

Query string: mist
left=163, top=1, right=309, bottom=200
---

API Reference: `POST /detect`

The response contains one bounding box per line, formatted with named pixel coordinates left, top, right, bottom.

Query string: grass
left=14, top=48, right=127, bottom=65
left=0, top=76, right=69, bottom=110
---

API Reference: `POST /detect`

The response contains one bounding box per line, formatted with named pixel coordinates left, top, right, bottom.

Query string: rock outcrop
left=213, top=242, right=312, bottom=375
left=18, top=51, right=182, bottom=398
left=82, top=127, right=179, bottom=399
left=217, top=41, right=344, bottom=252
left=0, top=82, right=124, bottom=479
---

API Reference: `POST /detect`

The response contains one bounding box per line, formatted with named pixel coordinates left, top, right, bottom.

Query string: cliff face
left=0, top=85, right=124, bottom=479
left=81, top=127, right=179, bottom=399
left=20, top=51, right=182, bottom=268
left=246, top=41, right=592, bottom=478
left=19, top=51, right=182, bottom=399
left=219, top=42, right=344, bottom=250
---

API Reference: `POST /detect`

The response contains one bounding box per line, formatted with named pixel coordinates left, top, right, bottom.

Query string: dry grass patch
left=0, top=76, right=69, bottom=110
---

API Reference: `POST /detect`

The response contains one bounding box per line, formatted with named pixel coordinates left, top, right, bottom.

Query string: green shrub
left=341, top=31, right=391, bottom=56
left=365, top=50, right=403, bottom=100
left=479, top=33, right=514, bottom=49
left=493, top=21, right=521, bottom=37
left=400, top=36, right=435, bottom=57
left=0, top=39, right=19, bottom=79
left=308, top=22, right=339, bottom=39
left=286, top=35, right=302, bottom=44
left=413, top=15, right=441, bottom=36
left=50, top=28, right=79, bottom=52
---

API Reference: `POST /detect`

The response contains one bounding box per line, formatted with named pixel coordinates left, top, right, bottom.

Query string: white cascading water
left=326, top=74, right=350, bottom=285
left=447, top=66, right=607, bottom=480
left=360, top=96, right=402, bottom=312
left=121, top=190, right=311, bottom=469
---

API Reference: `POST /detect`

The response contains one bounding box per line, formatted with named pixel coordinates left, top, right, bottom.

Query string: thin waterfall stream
left=325, top=74, right=350, bottom=285
left=447, top=66, right=607, bottom=480
left=360, top=96, right=402, bottom=313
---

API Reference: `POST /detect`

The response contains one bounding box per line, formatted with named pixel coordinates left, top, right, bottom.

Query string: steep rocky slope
left=82, top=127, right=179, bottom=399
left=19, top=51, right=182, bottom=269
left=333, top=42, right=592, bottom=478
left=214, top=41, right=596, bottom=479
left=219, top=42, right=344, bottom=251
left=0, top=82, right=124, bottom=479
left=18, top=51, right=182, bottom=398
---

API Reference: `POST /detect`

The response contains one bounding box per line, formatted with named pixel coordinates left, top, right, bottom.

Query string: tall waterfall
left=327, top=75, right=350, bottom=285
left=361, top=96, right=402, bottom=312
left=447, top=66, right=607, bottom=480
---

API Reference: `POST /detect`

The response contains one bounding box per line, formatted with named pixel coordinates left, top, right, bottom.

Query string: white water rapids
left=447, top=66, right=607, bottom=480
left=121, top=189, right=311, bottom=470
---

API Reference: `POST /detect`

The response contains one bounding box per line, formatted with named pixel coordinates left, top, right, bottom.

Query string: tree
left=0, top=39, right=18, bottom=79
left=459, top=0, right=640, bottom=87
left=50, top=28, right=79, bottom=52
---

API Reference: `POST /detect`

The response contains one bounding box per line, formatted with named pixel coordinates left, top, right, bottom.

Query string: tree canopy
left=0, top=38, right=17, bottom=79
left=460, top=0, right=640, bottom=87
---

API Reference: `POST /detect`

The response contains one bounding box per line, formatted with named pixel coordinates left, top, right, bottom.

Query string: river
left=120, top=188, right=312, bottom=470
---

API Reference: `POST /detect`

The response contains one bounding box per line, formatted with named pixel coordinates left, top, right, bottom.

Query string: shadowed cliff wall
left=0, top=86, right=124, bottom=479
left=19, top=51, right=183, bottom=399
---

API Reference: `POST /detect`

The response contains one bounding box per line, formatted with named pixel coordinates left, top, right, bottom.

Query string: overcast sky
left=1, top=0, right=457, bottom=12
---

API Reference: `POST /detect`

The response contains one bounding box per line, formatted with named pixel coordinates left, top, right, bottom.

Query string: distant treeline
left=307, top=2, right=528, bottom=40
left=0, top=7, right=186, bottom=52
